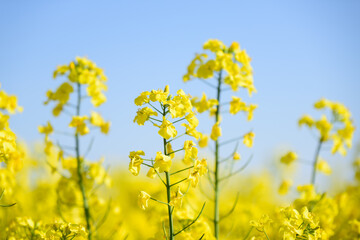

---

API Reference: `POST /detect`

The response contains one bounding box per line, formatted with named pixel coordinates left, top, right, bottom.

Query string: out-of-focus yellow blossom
left=128, top=150, right=145, bottom=176
left=0, top=84, right=23, bottom=172
left=315, top=115, right=332, bottom=141
left=250, top=214, right=272, bottom=232
left=278, top=179, right=293, bottom=195
left=133, top=107, right=158, bottom=126
left=280, top=151, right=298, bottom=165
left=0, top=86, right=23, bottom=114
left=229, top=96, right=246, bottom=115
left=349, top=219, right=360, bottom=235
left=90, top=111, right=110, bottom=134
left=88, top=158, right=111, bottom=186
left=296, top=184, right=317, bottom=202
left=243, top=131, right=255, bottom=148
left=191, top=93, right=218, bottom=113
left=298, top=114, right=314, bottom=127
left=38, top=121, right=53, bottom=136
left=203, top=39, right=226, bottom=52
left=182, top=112, right=201, bottom=139
left=316, top=158, right=332, bottom=175
left=146, top=168, right=157, bottom=179
left=188, top=158, right=207, bottom=187
left=156, top=117, right=177, bottom=139
left=247, top=104, right=257, bottom=121
left=138, top=191, right=151, bottom=210
left=314, top=98, right=330, bottom=109
left=170, top=187, right=183, bottom=208
left=183, top=140, right=198, bottom=165
left=198, top=133, right=209, bottom=148
left=153, top=151, right=172, bottom=173
left=166, top=142, right=175, bottom=159
left=300, top=98, right=355, bottom=156
left=69, top=116, right=90, bottom=135
left=210, top=121, right=221, bottom=141
left=45, top=82, right=73, bottom=115
left=233, top=152, right=241, bottom=160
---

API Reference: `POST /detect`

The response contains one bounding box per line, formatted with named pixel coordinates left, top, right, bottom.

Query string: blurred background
left=1, top=0, right=359, bottom=190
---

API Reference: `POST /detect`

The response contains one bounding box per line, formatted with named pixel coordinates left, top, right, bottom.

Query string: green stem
left=163, top=107, right=174, bottom=240
left=263, top=230, right=270, bottom=240
left=170, top=166, right=194, bottom=176
left=75, top=83, right=92, bottom=239
left=214, top=70, right=222, bottom=239
left=311, top=139, right=323, bottom=185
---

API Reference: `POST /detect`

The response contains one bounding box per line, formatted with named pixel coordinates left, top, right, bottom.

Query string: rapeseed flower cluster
left=130, top=85, right=209, bottom=239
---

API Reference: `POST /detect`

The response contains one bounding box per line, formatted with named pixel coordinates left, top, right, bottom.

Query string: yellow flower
left=0, top=89, right=23, bottom=114
left=69, top=116, right=89, bottom=135
left=149, top=89, right=168, bottom=103
left=153, top=151, right=172, bottom=173
left=166, top=142, right=175, bottom=159
left=298, top=114, right=314, bottom=127
left=229, top=42, right=240, bottom=53
left=210, top=121, right=221, bottom=141
left=134, top=91, right=150, bottom=106
left=278, top=179, right=293, bottom=195
left=146, top=168, right=157, bottom=179
left=90, top=111, right=111, bottom=134
left=167, top=89, right=193, bottom=118
left=189, top=158, right=207, bottom=187
left=38, top=121, right=53, bottom=136
left=133, top=107, right=158, bottom=126
left=169, top=187, right=183, bottom=208
left=243, top=132, right=254, bottom=148
left=138, top=191, right=151, bottom=210
left=314, top=98, right=330, bottom=109
left=203, top=39, right=226, bottom=52
left=315, top=115, right=332, bottom=141
left=183, top=140, right=198, bottom=165
left=192, top=93, right=218, bottom=113
left=280, top=151, right=298, bottom=165
left=249, top=214, right=272, bottom=232
left=128, top=150, right=145, bottom=176
left=198, top=133, right=209, bottom=148
left=316, top=158, right=332, bottom=175
left=247, top=104, right=257, bottom=121
left=229, top=96, right=246, bottom=115
left=156, top=117, right=177, bottom=139
left=233, top=152, right=241, bottom=160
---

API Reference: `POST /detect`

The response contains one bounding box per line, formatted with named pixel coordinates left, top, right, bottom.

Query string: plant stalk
left=75, top=83, right=92, bottom=239
left=163, top=107, right=174, bottom=240
left=214, top=70, right=222, bottom=239
left=311, top=139, right=323, bottom=185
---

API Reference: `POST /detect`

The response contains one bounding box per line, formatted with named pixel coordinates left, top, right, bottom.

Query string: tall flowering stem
left=75, top=82, right=92, bottom=238
left=214, top=70, right=222, bottom=238
left=311, top=139, right=323, bottom=185
left=130, top=86, right=208, bottom=239
left=39, top=57, right=111, bottom=240
left=183, top=39, right=257, bottom=239
left=162, top=105, right=174, bottom=239
left=296, top=98, right=355, bottom=186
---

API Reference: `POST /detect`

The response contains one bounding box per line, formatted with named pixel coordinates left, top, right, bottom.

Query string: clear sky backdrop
left=1, top=1, right=359, bottom=186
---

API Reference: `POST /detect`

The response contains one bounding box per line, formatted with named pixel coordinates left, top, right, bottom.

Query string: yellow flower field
left=0, top=39, right=359, bottom=240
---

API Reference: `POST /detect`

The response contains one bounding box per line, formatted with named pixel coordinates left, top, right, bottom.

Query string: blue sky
left=1, top=1, right=359, bottom=186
